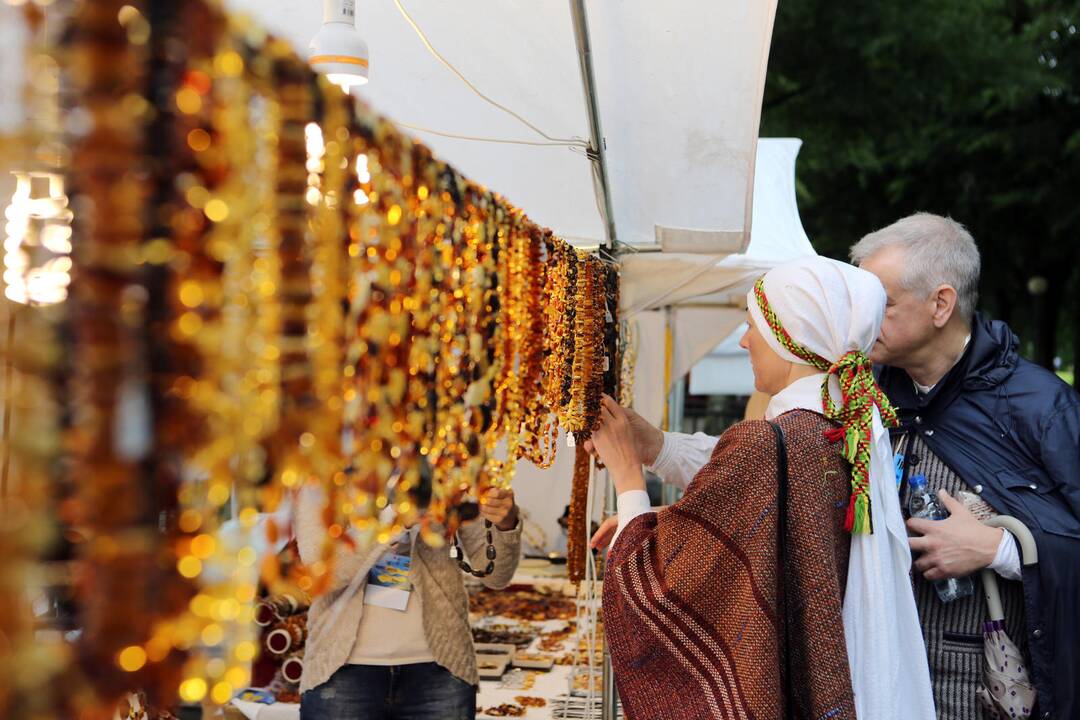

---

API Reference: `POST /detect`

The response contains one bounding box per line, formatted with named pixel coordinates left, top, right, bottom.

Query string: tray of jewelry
left=474, top=642, right=517, bottom=657
left=476, top=653, right=510, bottom=680
left=471, top=619, right=538, bottom=648
left=569, top=668, right=604, bottom=698
left=511, top=651, right=555, bottom=671
left=469, top=586, right=578, bottom=622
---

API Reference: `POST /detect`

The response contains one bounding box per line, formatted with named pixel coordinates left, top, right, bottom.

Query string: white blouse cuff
left=648, top=432, right=679, bottom=477
left=611, top=490, right=653, bottom=550
left=989, top=529, right=1022, bottom=582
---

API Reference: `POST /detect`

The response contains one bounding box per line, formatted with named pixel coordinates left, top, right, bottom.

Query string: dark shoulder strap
left=769, top=421, right=795, bottom=720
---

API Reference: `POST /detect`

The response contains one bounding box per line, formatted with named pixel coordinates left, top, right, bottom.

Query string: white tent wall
left=627, top=309, right=665, bottom=428
left=623, top=138, right=816, bottom=425
left=0, top=6, right=27, bottom=138
left=223, top=0, right=778, bottom=254
left=626, top=306, right=746, bottom=429
left=586, top=1, right=778, bottom=250
left=619, top=138, right=815, bottom=316
left=508, top=431, right=607, bottom=557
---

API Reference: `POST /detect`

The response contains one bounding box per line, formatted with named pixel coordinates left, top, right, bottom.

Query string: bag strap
left=769, top=421, right=796, bottom=720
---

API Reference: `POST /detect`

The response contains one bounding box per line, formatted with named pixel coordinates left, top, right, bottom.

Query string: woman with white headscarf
left=590, top=256, right=935, bottom=720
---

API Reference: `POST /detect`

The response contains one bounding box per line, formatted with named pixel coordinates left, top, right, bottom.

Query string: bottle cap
left=909, top=474, right=928, bottom=488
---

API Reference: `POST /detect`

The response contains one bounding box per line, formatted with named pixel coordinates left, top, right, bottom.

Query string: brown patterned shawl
left=603, top=410, right=857, bottom=720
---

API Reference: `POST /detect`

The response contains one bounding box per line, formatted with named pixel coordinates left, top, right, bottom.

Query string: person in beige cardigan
left=296, top=485, right=522, bottom=720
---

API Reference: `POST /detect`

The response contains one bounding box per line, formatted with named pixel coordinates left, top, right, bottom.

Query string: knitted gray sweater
left=295, top=490, right=522, bottom=694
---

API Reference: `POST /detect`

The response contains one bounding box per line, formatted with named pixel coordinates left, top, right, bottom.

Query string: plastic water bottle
left=907, top=474, right=975, bottom=603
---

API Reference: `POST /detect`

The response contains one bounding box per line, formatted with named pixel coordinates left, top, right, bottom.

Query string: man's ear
left=931, top=284, right=958, bottom=328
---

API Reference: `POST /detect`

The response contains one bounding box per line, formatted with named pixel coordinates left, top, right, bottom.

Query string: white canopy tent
left=627, top=138, right=815, bottom=427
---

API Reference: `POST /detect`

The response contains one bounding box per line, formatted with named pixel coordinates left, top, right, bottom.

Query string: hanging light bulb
left=2, top=171, right=73, bottom=306
left=309, top=0, right=369, bottom=91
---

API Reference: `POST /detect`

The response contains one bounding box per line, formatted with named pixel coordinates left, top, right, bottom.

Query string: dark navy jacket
left=878, top=314, right=1080, bottom=720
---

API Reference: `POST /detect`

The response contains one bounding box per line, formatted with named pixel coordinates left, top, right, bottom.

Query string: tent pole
left=573, top=2, right=618, bottom=715
left=662, top=306, right=684, bottom=506
left=601, top=466, right=617, bottom=720
left=662, top=377, right=686, bottom=506
left=569, top=0, right=617, bottom=254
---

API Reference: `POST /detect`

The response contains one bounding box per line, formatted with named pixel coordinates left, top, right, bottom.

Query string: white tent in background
left=689, top=327, right=756, bottom=397
left=628, top=138, right=815, bottom=427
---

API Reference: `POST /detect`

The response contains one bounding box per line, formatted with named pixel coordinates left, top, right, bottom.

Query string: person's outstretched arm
left=585, top=400, right=717, bottom=491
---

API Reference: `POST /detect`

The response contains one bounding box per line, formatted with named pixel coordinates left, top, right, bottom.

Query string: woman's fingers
left=590, top=516, right=619, bottom=549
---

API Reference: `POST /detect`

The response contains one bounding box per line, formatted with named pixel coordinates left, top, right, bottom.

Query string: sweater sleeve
left=294, top=484, right=381, bottom=591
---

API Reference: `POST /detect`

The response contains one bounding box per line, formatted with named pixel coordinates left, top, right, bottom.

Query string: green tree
left=762, top=0, right=1080, bottom=384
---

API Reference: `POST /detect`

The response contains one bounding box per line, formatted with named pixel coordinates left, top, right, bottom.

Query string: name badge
left=364, top=532, right=414, bottom=611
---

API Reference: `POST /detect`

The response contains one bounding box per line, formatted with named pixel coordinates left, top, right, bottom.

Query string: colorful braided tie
left=753, top=277, right=898, bottom=534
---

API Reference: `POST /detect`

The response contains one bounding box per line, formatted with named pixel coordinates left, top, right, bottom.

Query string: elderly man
left=591, top=213, right=1080, bottom=720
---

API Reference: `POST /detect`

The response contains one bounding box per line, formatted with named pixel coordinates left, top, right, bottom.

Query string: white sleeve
left=989, top=529, right=1022, bottom=582
left=647, top=431, right=718, bottom=490
left=610, top=490, right=654, bottom=550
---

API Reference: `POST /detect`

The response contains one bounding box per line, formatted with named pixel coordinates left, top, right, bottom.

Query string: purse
left=770, top=421, right=796, bottom=720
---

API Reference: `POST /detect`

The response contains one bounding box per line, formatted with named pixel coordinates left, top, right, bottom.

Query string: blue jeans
left=299, top=662, right=476, bottom=720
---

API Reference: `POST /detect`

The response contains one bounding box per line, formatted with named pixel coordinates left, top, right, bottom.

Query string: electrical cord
left=392, top=0, right=589, bottom=149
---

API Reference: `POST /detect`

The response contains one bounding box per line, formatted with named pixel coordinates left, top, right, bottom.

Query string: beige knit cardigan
left=294, top=489, right=522, bottom=694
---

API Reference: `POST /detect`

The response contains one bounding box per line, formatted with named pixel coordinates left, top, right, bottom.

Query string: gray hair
left=849, top=213, right=981, bottom=323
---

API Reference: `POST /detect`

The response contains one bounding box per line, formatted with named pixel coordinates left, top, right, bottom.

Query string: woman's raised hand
left=590, top=395, right=647, bottom=495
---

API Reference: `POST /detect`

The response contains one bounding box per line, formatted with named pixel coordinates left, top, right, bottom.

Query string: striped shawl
left=603, top=411, right=857, bottom=720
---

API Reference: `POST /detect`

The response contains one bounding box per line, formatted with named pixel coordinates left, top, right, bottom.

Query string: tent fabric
left=628, top=309, right=667, bottom=429
left=0, top=6, right=26, bottom=137
left=587, top=1, right=779, bottom=250
left=629, top=306, right=746, bottom=426
left=222, top=0, right=778, bottom=253
left=625, top=139, right=816, bottom=421
left=619, top=138, right=815, bottom=316
left=673, top=306, right=747, bottom=396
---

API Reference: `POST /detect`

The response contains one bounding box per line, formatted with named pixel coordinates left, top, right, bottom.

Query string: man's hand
left=590, top=516, right=619, bottom=550
left=584, top=395, right=664, bottom=467
left=907, top=489, right=1003, bottom=581
left=479, top=487, right=519, bottom=531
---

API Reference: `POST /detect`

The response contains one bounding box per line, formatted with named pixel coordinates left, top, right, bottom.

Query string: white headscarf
left=747, top=256, right=936, bottom=720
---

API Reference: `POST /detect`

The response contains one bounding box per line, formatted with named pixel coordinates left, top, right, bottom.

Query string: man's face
left=858, top=245, right=937, bottom=367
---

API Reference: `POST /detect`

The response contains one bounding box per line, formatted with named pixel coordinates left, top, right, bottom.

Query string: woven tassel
left=843, top=427, right=860, bottom=464
left=824, top=426, right=845, bottom=443
left=844, top=491, right=872, bottom=534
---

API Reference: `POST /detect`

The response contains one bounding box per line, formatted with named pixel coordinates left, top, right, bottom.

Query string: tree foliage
left=762, top=0, right=1080, bottom=379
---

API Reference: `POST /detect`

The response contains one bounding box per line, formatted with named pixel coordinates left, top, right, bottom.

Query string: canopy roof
left=225, top=0, right=778, bottom=253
